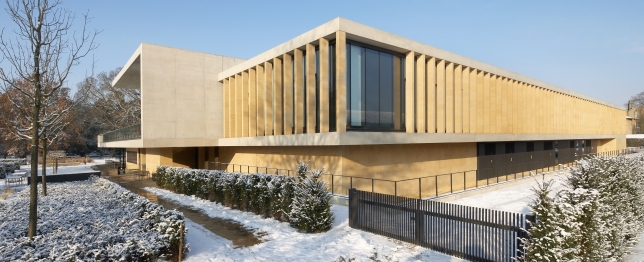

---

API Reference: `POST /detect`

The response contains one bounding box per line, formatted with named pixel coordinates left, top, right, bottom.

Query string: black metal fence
left=206, top=148, right=634, bottom=199
left=349, top=189, right=535, bottom=262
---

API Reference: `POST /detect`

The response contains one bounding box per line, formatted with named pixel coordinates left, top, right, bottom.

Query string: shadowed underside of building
left=99, top=18, right=628, bottom=198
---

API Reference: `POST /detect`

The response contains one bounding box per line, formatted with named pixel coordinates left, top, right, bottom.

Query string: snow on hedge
left=155, top=162, right=334, bottom=233
left=0, top=162, right=20, bottom=178
left=519, top=155, right=644, bottom=261
left=0, top=177, right=189, bottom=261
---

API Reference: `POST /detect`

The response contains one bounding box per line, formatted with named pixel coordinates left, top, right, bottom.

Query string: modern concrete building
left=100, top=18, right=629, bottom=198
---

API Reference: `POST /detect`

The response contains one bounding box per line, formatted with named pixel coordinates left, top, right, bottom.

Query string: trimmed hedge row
left=156, top=166, right=297, bottom=221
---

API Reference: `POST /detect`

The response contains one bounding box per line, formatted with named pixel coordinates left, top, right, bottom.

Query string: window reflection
left=347, top=42, right=404, bottom=131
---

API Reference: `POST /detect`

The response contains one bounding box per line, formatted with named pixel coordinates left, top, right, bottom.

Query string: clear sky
left=1, top=0, right=642, bottom=107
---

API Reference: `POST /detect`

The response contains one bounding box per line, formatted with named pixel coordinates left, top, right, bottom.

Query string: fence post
left=450, top=174, right=453, bottom=193
left=372, top=179, right=375, bottom=193
left=348, top=188, right=358, bottom=228
left=395, top=182, right=398, bottom=197
left=435, top=176, right=438, bottom=197
left=418, top=178, right=422, bottom=199
left=415, top=199, right=424, bottom=245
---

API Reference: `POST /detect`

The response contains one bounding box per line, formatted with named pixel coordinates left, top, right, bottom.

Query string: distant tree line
left=0, top=67, right=140, bottom=158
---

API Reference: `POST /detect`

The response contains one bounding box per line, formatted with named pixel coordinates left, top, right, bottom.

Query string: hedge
left=156, top=166, right=297, bottom=222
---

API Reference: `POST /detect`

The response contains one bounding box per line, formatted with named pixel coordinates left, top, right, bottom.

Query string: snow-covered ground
left=146, top=187, right=466, bottom=262
left=0, top=158, right=115, bottom=191
left=447, top=170, right=569, bottom=215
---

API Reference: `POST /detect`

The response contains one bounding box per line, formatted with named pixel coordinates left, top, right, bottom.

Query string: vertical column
left=498, top=76, right=505, bottom=133
left=524, top=83, right=529, bottom=134
left=394, top=53, right=402, bottom=130
left=469, top=69, right=477, bottom=133
left=454, top=64, right=463, bottom=133
left=223, top=78, right=229, bottom=138
left=426, top=57, right=436, bottom=133
left=257, top=65, right=265, bottom=136
left=476, top=71, right=484, bottom=133
left=335, top=31, right=347, bottom=132
left=536, top=87, right=542, bottom=134
left=483, top=72, right=490, bottom=134
left=283, top=53, right=294, bottom=135
left=491, top=75, right=498, bottom=133
left=462, top=66, right=470, bottom=133
left=319, top=38, right=330, bottom=133
left=512, top=80, right=517, bottom=134
left=531, top=85, right=536, bottom=134
left=415, top=54, right=426, bottom=133
left=235, top=74, right=242, bottom=137
left=306, top=44, right=316, bottom=134
left=265, top=61, right=274, bottom=136
left=273, top=58, right=283, bottom=136
left=501, top=77, right=508, bottom=134
left=249, top=68, right=257, bottom=137
left=436, top=59, right=446, bottom=133
left=242, top=71, right=249, bottom=137
left=519, top=82, right=524, bottom=134
left=294, top=48, right=304, bottom=134
left=405, top=51, right=415, bottom=133
left=445, top=62, right=454, bottom=133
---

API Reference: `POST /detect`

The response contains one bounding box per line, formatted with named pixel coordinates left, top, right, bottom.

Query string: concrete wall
left=139, top=44, right=244, bottom=147
left=219, top=143, right=477, bottom=198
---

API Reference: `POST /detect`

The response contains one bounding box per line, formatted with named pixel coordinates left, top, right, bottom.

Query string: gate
left=349, top=189, right=535, bottom=262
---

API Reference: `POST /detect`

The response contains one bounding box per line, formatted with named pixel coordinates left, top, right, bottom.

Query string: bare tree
left=77, top=68, right=141, bottom=132
left=39, top=85, right=76, bottom=195
left=0, top=0, right=99, bottom=238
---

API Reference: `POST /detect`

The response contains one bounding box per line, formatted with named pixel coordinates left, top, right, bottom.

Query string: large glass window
left=347, top=42, right=404, bottom=131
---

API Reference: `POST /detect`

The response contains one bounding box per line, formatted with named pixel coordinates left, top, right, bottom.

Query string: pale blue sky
left=1, top=0, right=642, bottom=107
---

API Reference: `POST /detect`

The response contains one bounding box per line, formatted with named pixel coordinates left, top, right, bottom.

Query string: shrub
left=154, top=162, right=333, bottom=233
left=521, top=155, right=644, bottom=261
left=288, top=161, right=334, bottom=233
left=0, top=177, right=188, bottom=261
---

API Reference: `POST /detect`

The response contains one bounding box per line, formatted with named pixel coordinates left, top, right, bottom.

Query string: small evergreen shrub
left=288, top=160, right=334, bottom=233
left=520, top=155, right=644, bottom=261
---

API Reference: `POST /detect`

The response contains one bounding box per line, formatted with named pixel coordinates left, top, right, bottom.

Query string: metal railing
left=102, top=124, right=141, bottom=142
left=206, top=148, right=634, bottom=199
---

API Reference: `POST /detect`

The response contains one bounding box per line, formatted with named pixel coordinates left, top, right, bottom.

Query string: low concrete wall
left=27, top=171, right=101, bottom=185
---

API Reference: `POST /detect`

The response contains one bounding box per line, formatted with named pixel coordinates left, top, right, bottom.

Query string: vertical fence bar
left=394, top=182, right=397, bottom=197
left=418, top=178, right=421, bottom=199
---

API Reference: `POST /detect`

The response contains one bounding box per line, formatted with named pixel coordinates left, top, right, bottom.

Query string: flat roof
left=218, top=17, right=623, bottom=110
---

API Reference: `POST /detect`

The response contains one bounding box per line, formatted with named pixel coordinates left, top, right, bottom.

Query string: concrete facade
left=100, top=18, right=629, bottom=197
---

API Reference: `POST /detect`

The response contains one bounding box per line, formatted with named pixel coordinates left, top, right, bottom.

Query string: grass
left=0, top=188, right=16, bottom=200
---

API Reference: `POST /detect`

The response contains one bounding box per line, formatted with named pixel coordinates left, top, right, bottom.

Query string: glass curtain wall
left=347, top=42, right=404, bottom=131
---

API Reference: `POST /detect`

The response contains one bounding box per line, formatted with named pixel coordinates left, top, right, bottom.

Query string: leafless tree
left=77, top=68, right=141, bottom=132
left=0, top=0, right=99, bottom=238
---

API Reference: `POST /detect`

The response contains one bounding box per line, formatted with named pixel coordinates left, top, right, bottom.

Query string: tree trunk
left=42, top=136, right=47, bottom=196
left=28, top=92, right=40, bottom=238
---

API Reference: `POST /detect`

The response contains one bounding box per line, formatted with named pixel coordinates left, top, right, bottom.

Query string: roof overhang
left=218, top=132, right=625, bottom=147
left=112, top=44, right=142, bottom=89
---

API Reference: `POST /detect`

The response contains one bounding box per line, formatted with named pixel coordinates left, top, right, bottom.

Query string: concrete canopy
left=112, top=44, right=142, bottom=90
